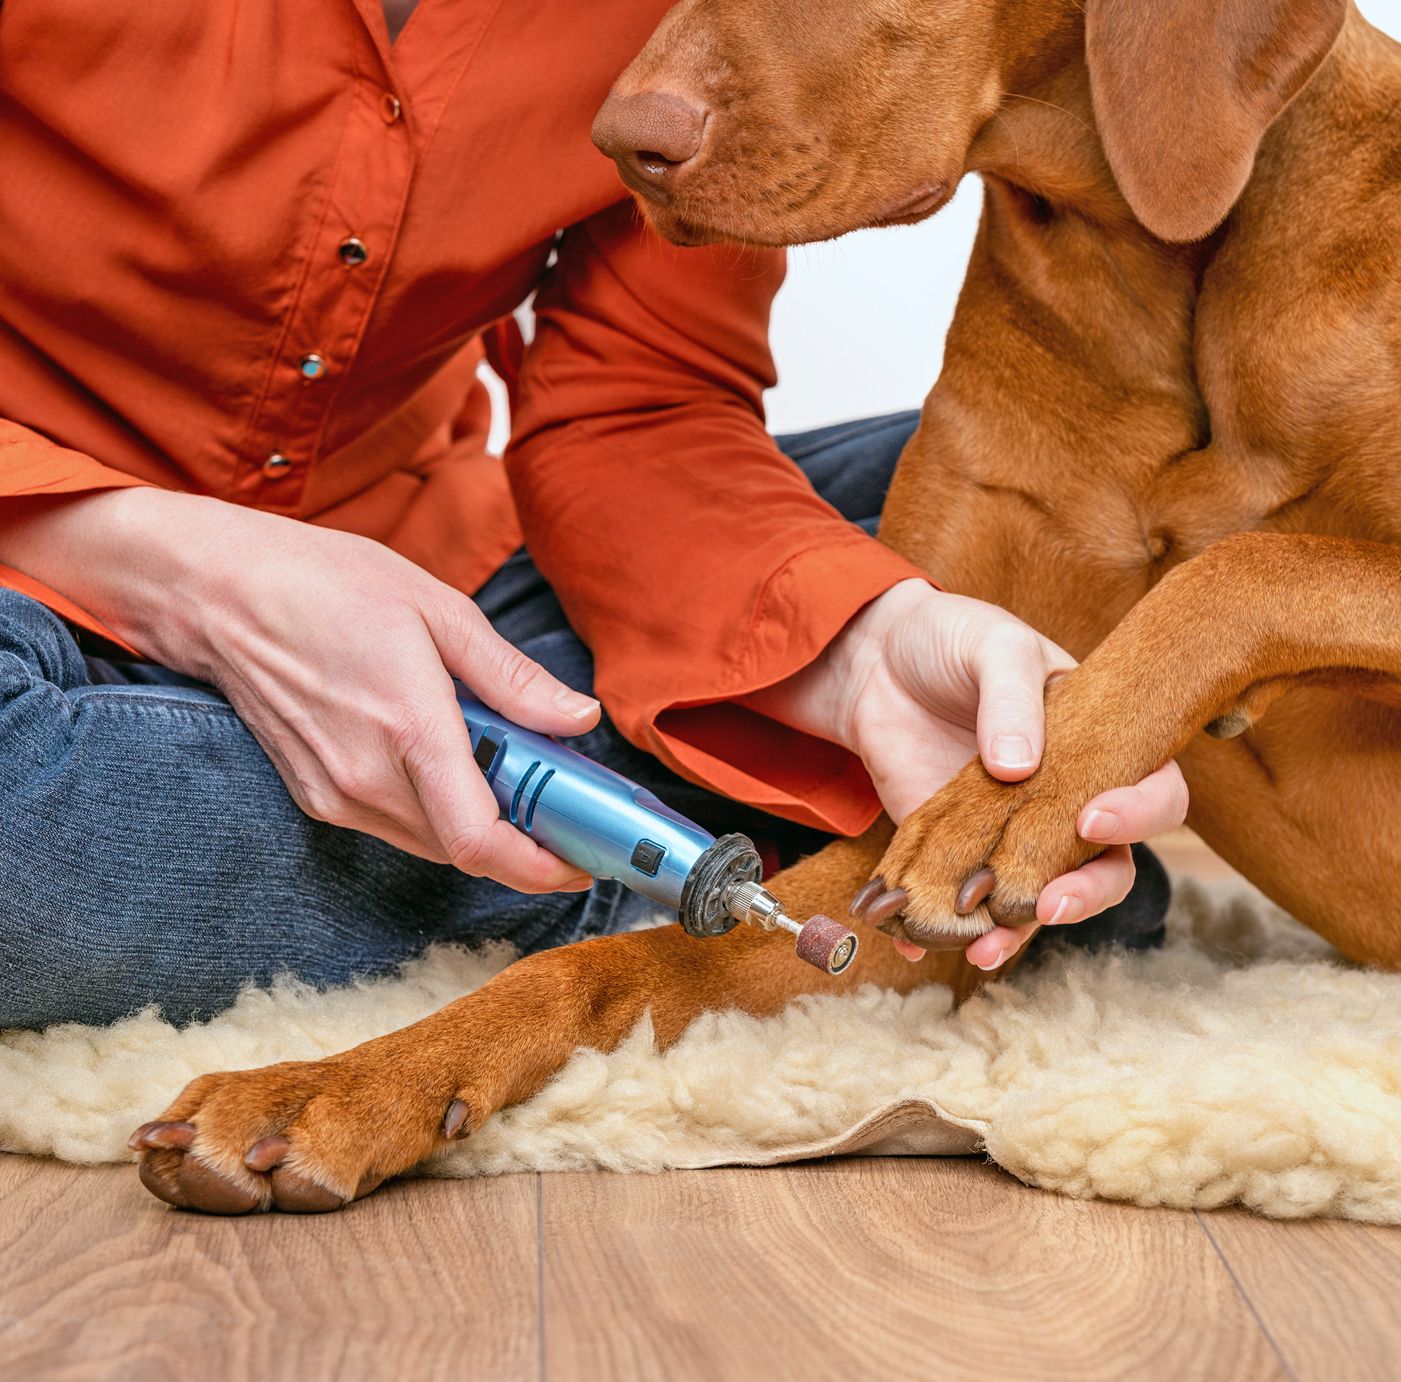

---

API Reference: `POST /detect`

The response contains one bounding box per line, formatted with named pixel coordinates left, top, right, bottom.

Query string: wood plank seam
left=537, top=1173, right=548, bottom=1382
left=1194, top=1210, right=1298, bottom=1382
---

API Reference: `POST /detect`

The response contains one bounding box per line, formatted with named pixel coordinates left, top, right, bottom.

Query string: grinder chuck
left=722, top=879, right=859, bottom=977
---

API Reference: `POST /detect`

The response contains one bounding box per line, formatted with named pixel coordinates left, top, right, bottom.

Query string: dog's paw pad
left=172, top=1157, right=263, bottom=1215
left=268, top=1168, right=348, bottom=1214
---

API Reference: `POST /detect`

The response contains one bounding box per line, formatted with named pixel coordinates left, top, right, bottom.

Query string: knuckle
left=443, top=825, right=496, bottom=876
left=295, top=778, right=342, bottom=824
left=982, top=621, right=1041, bottom=666
left=385, top=703, right=433, bottom=764
left=432, top=592, right=481, bottom=646
left=1170, top=773, right=1192, bottom=822
left=1107, top=864, right=1135, bottom=905
left=982, top=636, right=1051, bottom=703
left=328, top=760, right=382, bottom=807
left=494, top=649, right=548, bottom=702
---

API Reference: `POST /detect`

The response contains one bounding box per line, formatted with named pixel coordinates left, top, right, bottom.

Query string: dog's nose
left=591, top=91, right=708, bottom=201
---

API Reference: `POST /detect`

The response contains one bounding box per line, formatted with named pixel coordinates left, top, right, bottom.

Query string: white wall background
left=765, top=0, right=1401, bottom=434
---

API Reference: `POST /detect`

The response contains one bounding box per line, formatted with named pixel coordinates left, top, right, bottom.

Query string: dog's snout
left=591, top=91, right=708, bottom=201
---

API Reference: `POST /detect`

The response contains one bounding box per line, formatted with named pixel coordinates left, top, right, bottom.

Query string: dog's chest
left=1177, top=285, right=1401, bottom=552
left=889, top=178, right=1401, bottom=654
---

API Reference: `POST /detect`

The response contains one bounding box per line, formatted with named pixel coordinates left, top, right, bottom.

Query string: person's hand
left=747, top=579, right=1189, bottom=967
left=0, top=488, right=601, bottom=892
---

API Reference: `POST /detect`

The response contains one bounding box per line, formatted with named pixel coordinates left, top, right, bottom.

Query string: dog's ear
left=1086, top=0, right=1347, bottom=242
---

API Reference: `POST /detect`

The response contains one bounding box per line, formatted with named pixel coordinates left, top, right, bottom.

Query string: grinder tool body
left=457, top=690, right=858, bottom=975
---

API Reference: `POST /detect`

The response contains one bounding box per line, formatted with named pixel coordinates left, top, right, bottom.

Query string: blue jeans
left=0, top=412, right=1165, bottom=1029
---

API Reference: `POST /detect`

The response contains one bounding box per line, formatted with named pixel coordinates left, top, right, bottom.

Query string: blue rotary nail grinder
left=456, top=690, right=859, bottom=975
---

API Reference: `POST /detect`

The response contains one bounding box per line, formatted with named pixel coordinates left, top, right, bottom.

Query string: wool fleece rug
left=3, top=880, right=1399, bottom=1223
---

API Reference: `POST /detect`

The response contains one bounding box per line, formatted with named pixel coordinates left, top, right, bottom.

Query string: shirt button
left=338, top=236, right=369, bottom=267
left=263, top=452, right=293, bottom=479
left=298, top=353, right=328, bottom=381
left=380, top=92, right=402, bottom=124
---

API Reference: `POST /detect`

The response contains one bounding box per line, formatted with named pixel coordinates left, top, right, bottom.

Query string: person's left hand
left=745, top=579, right=1189, bottom=970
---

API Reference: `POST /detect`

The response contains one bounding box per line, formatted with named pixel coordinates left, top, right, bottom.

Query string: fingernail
left=1081, top=808, right=1120, bottom=841
left=1049, top=894, right=1084, bottom=926
left=554, top=689, right=600, bottom=719
left=976, top=948, right=1008, bottom=972
left=990, top=735, right=1035, bottom=770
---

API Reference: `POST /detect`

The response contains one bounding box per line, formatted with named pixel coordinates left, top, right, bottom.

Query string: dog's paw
left=851, top=757, right=1099, bottom=949
left=130, top=1053, right=482, bottom=1215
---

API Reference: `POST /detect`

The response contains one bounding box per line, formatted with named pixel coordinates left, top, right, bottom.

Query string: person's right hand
left=0, top=488, right=601, bottom=892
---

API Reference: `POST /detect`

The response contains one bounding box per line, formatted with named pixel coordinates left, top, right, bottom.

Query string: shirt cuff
left=645, top=537, right=931, bottom=835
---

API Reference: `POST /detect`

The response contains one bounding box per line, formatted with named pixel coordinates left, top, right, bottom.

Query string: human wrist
left=743, top=577, right=931, bottom=751
left=0, top=487, right=231, bottom=666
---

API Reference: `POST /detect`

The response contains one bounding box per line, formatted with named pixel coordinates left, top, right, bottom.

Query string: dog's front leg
left=857, top=532, right=1401, bottom=950
left=134, top=825, right=983, bottom=1214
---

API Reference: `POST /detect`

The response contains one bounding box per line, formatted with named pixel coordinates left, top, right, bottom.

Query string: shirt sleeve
left=506, top=201, right=927, bottom=835
left=0, top=418, right=151, bottom=647
left=0, top=419, right=151, bottom=499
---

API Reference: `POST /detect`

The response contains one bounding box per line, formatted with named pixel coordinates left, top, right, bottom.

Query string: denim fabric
left=0, top=414, right=917, bottom=1028
left=0, top=409, right=1166, bottom=1030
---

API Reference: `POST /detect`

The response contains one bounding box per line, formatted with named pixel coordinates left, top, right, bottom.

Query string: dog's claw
left=443, top=1099, right=471, bottom=1140
left=849, top=877, right=886, bottom=918
left=863, top=888, right=910, bottom=928
left=130, top=1120, right=196, bottom=1152
left=245, top=1135, right=291, bottom=1173
left=128, top=1121, right=160, bottom=1151
left=956, top=868, right=997, bottom=916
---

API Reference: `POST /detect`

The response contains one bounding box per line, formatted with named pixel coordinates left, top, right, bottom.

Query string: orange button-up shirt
left=0, top=0, right=922, bottom=833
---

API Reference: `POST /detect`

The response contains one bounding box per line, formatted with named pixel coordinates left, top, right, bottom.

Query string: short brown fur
left=136, top=0, right=1401, bottom=1212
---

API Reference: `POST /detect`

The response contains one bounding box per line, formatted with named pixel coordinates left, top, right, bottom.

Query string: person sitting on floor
left=0, top=0, right=1186, bottom=1029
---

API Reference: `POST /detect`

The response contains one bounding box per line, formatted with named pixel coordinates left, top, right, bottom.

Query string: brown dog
left=134, top=0, right=1401, bottom=1212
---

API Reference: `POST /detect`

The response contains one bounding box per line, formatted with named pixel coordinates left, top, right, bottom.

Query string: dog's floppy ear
left=1086, top=0, right=1346, bottom=242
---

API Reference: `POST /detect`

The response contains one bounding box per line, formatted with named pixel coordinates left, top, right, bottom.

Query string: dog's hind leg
left=858, top=533, right=1401, bottom=962
left=132, top=822, right=989, bottom=1214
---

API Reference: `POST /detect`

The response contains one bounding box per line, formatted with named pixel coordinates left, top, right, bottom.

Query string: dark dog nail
left=863, top=888, right=909, bottom=927
left=956, top=868, right=997, bottom=915
left=128, top=1122, right=161, bottom=1151
left=442, top=1099, right=471, bottom=1140
left=133, top=1121, right=197, bottom=1152
left=245, top=1136, right=291, bottom=1173
left=849, top=878, right=886, bottom=918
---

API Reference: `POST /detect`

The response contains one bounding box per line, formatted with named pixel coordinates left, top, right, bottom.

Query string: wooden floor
left=3, top=1156, right=1399, bottom=1381
left=3, top=832, right=1398, bottom=1381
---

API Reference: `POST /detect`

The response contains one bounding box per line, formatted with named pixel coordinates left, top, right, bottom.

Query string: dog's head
left=592, top=0, right=1347, bottom=246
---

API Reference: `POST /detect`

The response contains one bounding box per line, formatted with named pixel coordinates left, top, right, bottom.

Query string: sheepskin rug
left=3, top=879, right=1400, bottom=1223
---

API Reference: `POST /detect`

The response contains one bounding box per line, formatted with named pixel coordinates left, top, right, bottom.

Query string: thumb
left=967, top=623, right=1068, bottom=782
left=428, top=595, right=601, bottom=736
